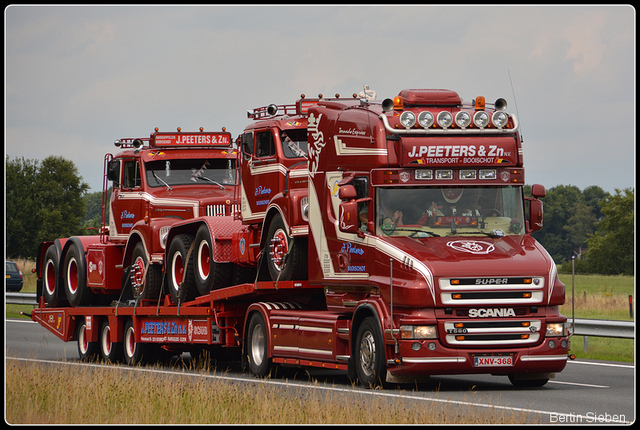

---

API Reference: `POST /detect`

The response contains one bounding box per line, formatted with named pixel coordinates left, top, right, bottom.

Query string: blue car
left=5, top=260, right=24, bottom=292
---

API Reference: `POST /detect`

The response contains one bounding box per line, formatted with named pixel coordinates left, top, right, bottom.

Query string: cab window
left=123, top=160, right=141, bottom=189
left=256, top=130, right=275, bottom=158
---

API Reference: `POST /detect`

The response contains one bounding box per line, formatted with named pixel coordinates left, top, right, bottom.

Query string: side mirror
left=338, top=184, right=357, bottom=200
left=531, top=183, right=546, bottom=198
left=107, top=159, right=120, bottom=184
left=528, top=198, right=544, bottom=232
left=338, top=201, right=359, bottom=233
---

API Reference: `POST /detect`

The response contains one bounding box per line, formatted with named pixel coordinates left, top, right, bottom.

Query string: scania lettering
left=468, top=308, right=517, bottom=318
left=31, top=88, right=570, bottom=389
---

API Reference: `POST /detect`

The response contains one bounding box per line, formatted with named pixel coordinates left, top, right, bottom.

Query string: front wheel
left=355, top=317, right=387, bottom=388
left=246, top=312, right=272, bottom=377
left=508, top=374, right=550, bottom=388
left=129, top=242, right=163, bottom=301
left=265, top=216, right=307, bottom=282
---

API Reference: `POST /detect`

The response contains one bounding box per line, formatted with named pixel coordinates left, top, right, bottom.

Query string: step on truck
left=32, top=89, right=570, bottom=388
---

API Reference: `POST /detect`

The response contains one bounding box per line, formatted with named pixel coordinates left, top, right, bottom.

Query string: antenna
left=508, top=70, right=522, bottom=139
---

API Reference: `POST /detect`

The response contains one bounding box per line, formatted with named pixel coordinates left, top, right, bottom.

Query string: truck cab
left=305, top=89, right=568, bottom=386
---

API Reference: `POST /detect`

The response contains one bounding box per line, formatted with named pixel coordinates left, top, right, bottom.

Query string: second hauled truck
left=32, top=88, right=570, bottom=388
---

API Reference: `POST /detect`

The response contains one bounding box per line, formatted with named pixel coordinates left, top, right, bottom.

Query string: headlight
left=418, top=111, right=434, bottom=128
left=546, top=322, right=567, bottom=337
left=300, top=196, right=309, bottom=221
left=437, top=111, right=453, bottom=128
left=399, top=111, right=416, bottom=128
left=455, top=111, right=471, bottom=128
left=492, top=111, right=509, bottom=128
left=400, top=325, right=438, bottom=339
left=473, top=111, right=490, bottom=128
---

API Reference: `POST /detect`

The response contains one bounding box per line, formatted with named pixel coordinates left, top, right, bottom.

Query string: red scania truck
left=32, top=89, right=570, bottom=388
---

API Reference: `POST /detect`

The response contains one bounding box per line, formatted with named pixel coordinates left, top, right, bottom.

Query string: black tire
left=76, top=318, right=98, bottom=362
left=265, top=215, right=307, bottom=282
left=167, top=234, right=198, bottom=304
left=354, top=316, right=387, bottom=388
left=194, top=225, right=232, bottom=295
left=99, top=318, right=123, bottom=363
left=123, top=319, right=152, bottom=366
left=508, top=374, right=550, bottom=388
left=42, top=245, right=62, bottom=307
left=246, top=312, right=272, bottom=377
left=129, top=242, right=163, bottom=301
left=64, top=242, right=93, bottom=307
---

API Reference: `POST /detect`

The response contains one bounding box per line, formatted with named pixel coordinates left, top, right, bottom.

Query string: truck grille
left=439, top=276, right=545, bottom=306
left=204, top=204, right=239, bottom=217
left=443, top=320, right=541, bottom=347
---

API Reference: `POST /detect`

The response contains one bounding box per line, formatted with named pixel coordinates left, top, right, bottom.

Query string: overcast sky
left=5, top=5, right=635, bottom=195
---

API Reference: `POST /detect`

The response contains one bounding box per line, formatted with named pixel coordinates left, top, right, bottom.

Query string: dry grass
left=5, top=359, right=538, bottom=425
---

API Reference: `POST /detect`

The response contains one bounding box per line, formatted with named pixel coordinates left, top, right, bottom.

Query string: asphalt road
left=5, top=318, right=635, bottom=424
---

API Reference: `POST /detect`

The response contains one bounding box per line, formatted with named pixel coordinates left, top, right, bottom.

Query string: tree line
left=5, top=155, right=634, bottom=275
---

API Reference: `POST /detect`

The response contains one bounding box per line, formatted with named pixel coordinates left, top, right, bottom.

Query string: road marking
left=548, top=380, right=609, bottom=388
left=567, top=360, right=634, bottom=369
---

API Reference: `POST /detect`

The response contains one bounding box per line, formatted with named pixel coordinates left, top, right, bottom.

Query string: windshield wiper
left=151, top=171, right=172, bottom=191
left=393, top=228, right=440, bottom=238
left=192, top=175, right=226, bottom=189
left=450, top=230, right=503, bottom=238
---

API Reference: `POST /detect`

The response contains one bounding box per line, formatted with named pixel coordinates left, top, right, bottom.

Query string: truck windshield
left=145, top=158, right=237, bottom=188
left=281, top=129, right=308, bottom=158
left=375, top=185, right=525, bottom=237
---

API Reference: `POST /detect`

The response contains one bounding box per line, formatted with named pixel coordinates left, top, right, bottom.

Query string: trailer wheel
left=123, top=319, right=151, bottom=366
left=194, top=225, right=232, bottom=295
left=76, top=318, right=98, bottom=361
left=265, top=215, right=307, bottom=282
left=129, top=242, right=163, bottom=301
left=246, top=312, right=272, bottom=377
left=167, top=234, right=198, bottom=304
left=99, top=319, right=123, bottom=363
left=355, top=317, right=387, bottom=388
left=64, top=242, right=93, bottom=307
left=42, top=245, right=61, bottom=307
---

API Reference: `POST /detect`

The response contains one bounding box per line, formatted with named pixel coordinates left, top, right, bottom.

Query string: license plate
left=474, top=356, right=513, bottom=367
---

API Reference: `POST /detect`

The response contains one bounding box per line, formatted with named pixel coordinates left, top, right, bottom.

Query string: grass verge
left=5, top=359, right=538, bottom=424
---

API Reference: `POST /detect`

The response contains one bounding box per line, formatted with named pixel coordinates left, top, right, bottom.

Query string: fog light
left=411, top=342, right=421, bottom=351
left=548, top=340, right=556, bottom=349
left=561, top=339, right=568, bottom=348
left=428, top=342, right=437, bottom=351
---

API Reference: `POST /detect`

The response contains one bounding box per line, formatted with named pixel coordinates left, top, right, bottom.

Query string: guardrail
left=5, top=292, right=38, bottom=305
left=7, top=291, right=634, bottom=336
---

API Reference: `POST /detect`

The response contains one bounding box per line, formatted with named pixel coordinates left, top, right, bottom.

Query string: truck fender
left=168, top=217, right=243, bottom=263
left=350, top=300, right=391, bottom=356
left=122, top=231, right=146, bottom=270
left=243, top=303, right=274, bottom=356
left=60, top=235, right=101, bottom=270
left=259, top=205, right=287, bottom=250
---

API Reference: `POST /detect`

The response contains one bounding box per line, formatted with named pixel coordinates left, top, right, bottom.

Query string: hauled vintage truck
left=32, top=89, right=570, bottom=388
